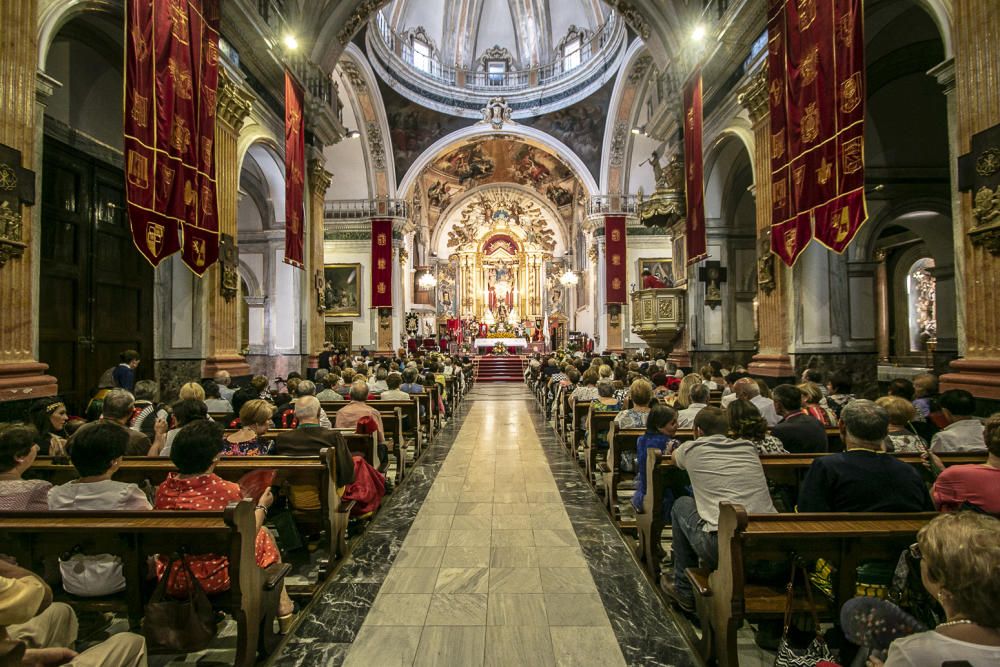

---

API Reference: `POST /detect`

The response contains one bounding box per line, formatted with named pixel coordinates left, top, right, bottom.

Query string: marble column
left=940, top=0, right=1000, bottom=399
left=202, top=67, right=254, bottom=379
left=0, top=0, right=58, bottom=402
left=739, top=63, right=795, bottom=380
left=874, top=249, right=890, bottom=363
left=306, top=158, right=332, bottom=366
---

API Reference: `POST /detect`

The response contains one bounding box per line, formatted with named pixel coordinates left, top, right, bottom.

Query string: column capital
left=738, top=62, right=769, bottom=125
left=217, top=67, right=254, bottom=132
left=308, top=159, right=333, bottom=198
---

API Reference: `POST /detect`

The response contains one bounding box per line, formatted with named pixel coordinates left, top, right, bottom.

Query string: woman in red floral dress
left=154, top=420, right=295, bottom=630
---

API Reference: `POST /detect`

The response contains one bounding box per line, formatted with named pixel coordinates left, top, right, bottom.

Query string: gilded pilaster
left=739, top=64, right=794, bottom=379
left=203, top=67, right=253, bottom=379
left=941, top=0, right=1000, bottom=399
left=0, top=0, right=58, bottom=401
left=307, top=158, right=332, bottom=361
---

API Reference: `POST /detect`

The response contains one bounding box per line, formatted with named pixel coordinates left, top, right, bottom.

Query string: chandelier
left=417, top=270, right=437, bottom=289
left=558, top=269, right=579, bottom=287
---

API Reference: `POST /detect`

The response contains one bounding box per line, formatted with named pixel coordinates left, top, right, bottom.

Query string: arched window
left=563, top=36, right=583, bottom=71
left=413, top=38, right=431, bottom=73
left=907, top=257, right=936, bottom=351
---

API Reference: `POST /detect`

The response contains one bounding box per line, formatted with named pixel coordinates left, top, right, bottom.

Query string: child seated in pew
left=154, top=420, right=296, bottom=632
left=0, top=425, right=51, bottom=511
left=0, top=559, right=147, bottom=666
left=48, top=422, right=153, bottom=597
left=631, top=405, right=680, bottom=518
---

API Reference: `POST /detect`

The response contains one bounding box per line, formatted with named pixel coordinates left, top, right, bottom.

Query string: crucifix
left=0, top=143, right=35, bottom=267
left=698, top=260, right=727, bottom=309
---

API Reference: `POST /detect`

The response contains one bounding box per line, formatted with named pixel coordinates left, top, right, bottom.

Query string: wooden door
left=326, top=322, right=353, bottom=351
left=39, top=139, right=154, bottom=413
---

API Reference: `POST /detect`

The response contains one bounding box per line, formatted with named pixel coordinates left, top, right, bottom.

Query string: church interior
left=0, top=0, right=999, bottom=665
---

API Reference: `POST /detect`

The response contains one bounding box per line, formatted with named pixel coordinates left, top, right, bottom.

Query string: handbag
left=774, top=558, right=834, bottom=667
left=143, top=553, right=218, bottom=652
left=58, top=551, right=126, bottom=597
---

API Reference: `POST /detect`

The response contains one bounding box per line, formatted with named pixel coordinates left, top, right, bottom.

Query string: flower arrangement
left=492, top=342, right=508, bottom=355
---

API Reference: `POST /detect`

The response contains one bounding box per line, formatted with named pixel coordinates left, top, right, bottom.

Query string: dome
left=367, top=0, right=626, bottom=118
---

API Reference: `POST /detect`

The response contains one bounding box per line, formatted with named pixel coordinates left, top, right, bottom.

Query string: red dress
left=154, top=472, right=280, bottom=596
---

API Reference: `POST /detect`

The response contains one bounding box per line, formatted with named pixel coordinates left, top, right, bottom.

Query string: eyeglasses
left=908, top=543, right=922, bottom=560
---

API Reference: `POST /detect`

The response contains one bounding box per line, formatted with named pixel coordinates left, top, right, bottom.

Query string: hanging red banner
left=125, top=0, right=220, bottom=272
left=604, top=215, right=627, bottom=304
left=768, top=0, right=867, bottom=265
left=284, top=70, right=305, bottom=268
left=683, top=68, right=707, bottom=266
left=371, top=219, right=393, bottom=308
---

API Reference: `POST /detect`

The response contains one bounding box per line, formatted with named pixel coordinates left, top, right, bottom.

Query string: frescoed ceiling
left=410, top=136, right=584, bottom=235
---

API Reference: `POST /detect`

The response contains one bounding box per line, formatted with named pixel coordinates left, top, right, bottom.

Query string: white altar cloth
left=474, top=337, right=528, bottom=348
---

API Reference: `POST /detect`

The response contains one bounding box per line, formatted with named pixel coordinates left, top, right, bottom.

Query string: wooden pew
left=584, top=409, right=619, bottom=487
left=636, top=450, right=984, bottom=578
left=379, top=407, right=406, bottom=481
left=28, top=450, right=355, bottom=561
left=570, top=402, right=591, bottom=457
left=687, top=502, right=936, bottom=667
left=0, top=501, right=288, bottom=667
left=600, top=425, right=644, bottom=526
left=370, top=398, right=424, bottom=460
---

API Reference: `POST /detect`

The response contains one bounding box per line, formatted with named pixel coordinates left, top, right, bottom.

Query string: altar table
left=474, top=337, right=528, bottom=351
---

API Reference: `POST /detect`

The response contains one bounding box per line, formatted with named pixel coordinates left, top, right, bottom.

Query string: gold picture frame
left=639, top=258, right=673, bottom=286
left=323, top=263, right=362, bottom=316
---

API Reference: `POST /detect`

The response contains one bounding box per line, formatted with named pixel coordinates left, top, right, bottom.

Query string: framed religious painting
left=639, top=258, right=673, bottom=287
left=323, top=264, right=362, bottom=316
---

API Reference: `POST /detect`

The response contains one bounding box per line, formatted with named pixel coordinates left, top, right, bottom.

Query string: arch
left=600, top=38, right=652, bottom=193
left=339, top=43, right=397, bottom=196
left=702, top=130, right=755, bottom=223
left=430, top=182, right=569, bottom=259
left=858, top=197, right=953, bottom=262
left=38, top=0, right=124, bottom=70
left=238, top=259, right=263, bottom=298
left=398, top=123, right=599, bottom=199
left=240, top=141, right=286, bottom=229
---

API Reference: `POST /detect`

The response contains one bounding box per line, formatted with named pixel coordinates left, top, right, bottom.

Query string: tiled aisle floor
left=341, top=389, right=628, bottom=666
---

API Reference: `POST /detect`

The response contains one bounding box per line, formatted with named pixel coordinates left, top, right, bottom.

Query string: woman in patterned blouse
left=727, top=398, right=787, bottom=454
left=615, top=379, right=654, bottom=430
left=876, top=395, right=929, bottom=453
left=222, top=399, right=276, bottom=456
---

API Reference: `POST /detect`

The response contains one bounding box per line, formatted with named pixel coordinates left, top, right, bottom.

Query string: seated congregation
left=0, top=351, right=470, bottom=666
left=528, top=354, right=1000, bottom=666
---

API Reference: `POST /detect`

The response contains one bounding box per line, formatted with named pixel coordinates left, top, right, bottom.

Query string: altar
left=474, top=337, right=528, bottom=352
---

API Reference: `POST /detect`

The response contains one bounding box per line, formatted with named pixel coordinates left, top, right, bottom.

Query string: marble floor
left=271, top=384, right=696, bottom=666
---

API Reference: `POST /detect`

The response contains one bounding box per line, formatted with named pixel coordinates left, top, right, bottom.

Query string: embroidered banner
left=283, top=70, right=305, bottom=268
left=125, top=0, right=220, bottom=271
left=371, top=219, right=393, bottom=308
left=768, top=0, right=866, bottom=265
left=604, top=215, right=627, bottom=304
left=683, top=67, right=707, bottom=266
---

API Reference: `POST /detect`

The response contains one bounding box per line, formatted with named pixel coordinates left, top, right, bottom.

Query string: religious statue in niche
left=698, top=261, right=727, bottom=309
left=757, top=238, right=776, bottom=293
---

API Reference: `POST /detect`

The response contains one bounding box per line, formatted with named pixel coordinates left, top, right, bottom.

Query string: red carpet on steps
left=474, top=355, right=527, bottom=382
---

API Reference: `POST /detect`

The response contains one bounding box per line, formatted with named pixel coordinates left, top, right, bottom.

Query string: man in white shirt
left=676, top=384, right=710, bottom=429
left=930, top=389, right=986, bottom=452
left=665, top=407, right=777, bottom=613
left=729, top=377, right=780, bottom=426
left=213, top=370, right=235, bottom=402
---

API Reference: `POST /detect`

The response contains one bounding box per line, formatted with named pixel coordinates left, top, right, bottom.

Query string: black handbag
left=143, top=553, right=218, bottom=652
left=774, top=558, right=834, bottom=667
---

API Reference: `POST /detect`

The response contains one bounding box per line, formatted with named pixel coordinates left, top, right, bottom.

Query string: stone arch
left=37, top=0, right=124, bottom=70
left=399, top=123, right=599, bottom=198
left=703, top=130, right=755, bottom=228
left=337, top=43, right=396, bottom=197
left=600, top=38, right=654, bottom=194
left=430, top=182, right=570, bottom=258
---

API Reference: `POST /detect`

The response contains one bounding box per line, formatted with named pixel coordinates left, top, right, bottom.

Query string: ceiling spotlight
left=283, top=34, right=299, bottom=51
left=691, top=25, right=706, bottom=42
left=631, top=127, right=642, bottom=135
left=345, top=129, right=361, bottom=139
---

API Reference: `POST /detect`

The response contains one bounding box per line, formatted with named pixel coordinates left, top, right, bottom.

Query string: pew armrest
left=263, top=563, right=292, bottom=591
left=686, top=567, right=712, bottom=597
left=337, top=500, right=357, bottom=515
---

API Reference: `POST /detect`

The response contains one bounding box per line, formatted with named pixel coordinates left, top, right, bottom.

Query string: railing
left=324, top=199, right=410, bottom=220
left=587, top=195, right=639, bottom=216
left=373, top=10, right=619, bottom=93
left=286, top=53, right=342, bottom=123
